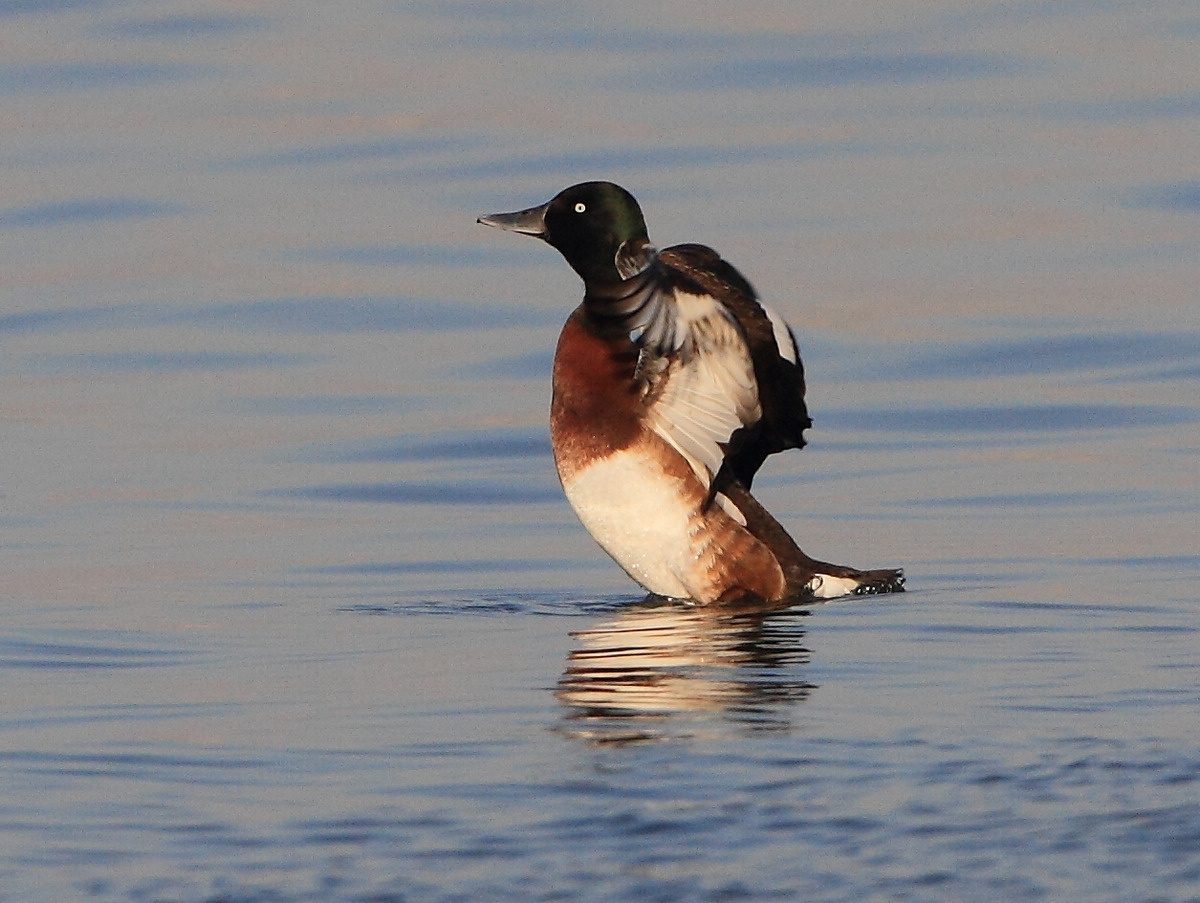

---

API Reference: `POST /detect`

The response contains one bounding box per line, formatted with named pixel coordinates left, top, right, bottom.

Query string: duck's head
left=479, top=181, right=654, bottom=285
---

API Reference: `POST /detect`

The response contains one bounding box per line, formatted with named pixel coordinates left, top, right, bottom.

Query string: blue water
left=3, top=3, right=1200, bottom=901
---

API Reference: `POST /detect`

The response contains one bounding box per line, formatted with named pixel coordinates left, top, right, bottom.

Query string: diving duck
left=479, top=181, right=904, bottom=604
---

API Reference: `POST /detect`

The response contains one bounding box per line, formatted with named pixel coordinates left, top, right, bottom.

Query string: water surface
left=2, top=2, right=1199, bottom=901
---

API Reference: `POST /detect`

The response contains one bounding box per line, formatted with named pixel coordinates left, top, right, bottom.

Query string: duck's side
left=550, top=305, right=790, bottom=604
left=479, top=180, right=905, bottom=604
left=550, top=299, right=904, bottom=605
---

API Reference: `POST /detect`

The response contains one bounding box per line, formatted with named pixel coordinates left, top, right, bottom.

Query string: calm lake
left=3, top=2, right=1199, bottom=901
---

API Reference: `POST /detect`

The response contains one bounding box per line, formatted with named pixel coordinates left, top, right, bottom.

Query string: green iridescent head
left=479, top=181, right=652, bottom=285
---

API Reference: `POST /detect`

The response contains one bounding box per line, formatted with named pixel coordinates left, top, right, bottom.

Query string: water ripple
left=0, top=633, right=192, bottom=670
left=36, top=350, right=308, bottom=376
left=225, top=135, right=470, bottom=169
left=887, top=332, right=1200, bottom=379
left=825, top=403, right=1195, bottom=434
left=272, top=480, right=561, bottom=506
left=0, top=748, right=267, bottom=777
left=0, top=305, right=115, bottom=333
left=1128, top=179, right=1200, bottom=213
left=0, top=197, right=182, bottom=227
left=340, top=594, right=630, bottom=617
left=658, top=52, right=1022, bottom=91
left=463, top=348, right=554, bottom=379
left=898, top=490, right=1160, bottom=510
left=405, top=140, right=858, bottom=182
left=0, top=61, right=203, bottom=94
left=335, top=427, right=550, bottom=463
left=181, top=295, right=550, bottom=332
left=1040, top=94, right=1200, bottom=122
left=0, top=0, right=96, bottom=18
left=318, top=558, right=587, bottom=576
left=104, top=12, right=269, bottom=39
left=291, top=243, right=545, bottom=268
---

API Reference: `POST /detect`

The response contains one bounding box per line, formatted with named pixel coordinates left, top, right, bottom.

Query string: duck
left=479, top=181, right=904, bottom=605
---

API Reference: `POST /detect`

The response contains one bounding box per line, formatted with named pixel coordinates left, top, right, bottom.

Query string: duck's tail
left=795, top=562, right=906, bottom=599
left=720, top=482, right=906, bottom=602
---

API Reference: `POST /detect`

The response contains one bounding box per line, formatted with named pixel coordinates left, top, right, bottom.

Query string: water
left=3, top=2, right=1199, bottom=901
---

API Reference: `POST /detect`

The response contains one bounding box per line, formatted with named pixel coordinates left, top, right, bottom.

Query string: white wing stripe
left=763, top=303, right=798, bottom=364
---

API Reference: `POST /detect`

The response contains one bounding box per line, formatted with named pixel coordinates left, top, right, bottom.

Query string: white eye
left=574, top=202, right=586, bottom=213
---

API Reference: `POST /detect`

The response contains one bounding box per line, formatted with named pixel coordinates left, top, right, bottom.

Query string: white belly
left=558, top=447, right=699, bottom=598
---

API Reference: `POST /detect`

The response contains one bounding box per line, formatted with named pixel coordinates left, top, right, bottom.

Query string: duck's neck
left=581, top=253, right=679, bottom=350
left=584, top=259, right=656, bottom=319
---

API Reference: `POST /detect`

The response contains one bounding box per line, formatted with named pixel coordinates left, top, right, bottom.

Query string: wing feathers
left=633, top=245, right=809, bottom=494
left=642, top=290, right=761, bottom=487
left=655, top=245, right=810, bottom=490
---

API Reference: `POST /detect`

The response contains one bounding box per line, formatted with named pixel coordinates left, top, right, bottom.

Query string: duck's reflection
left=556, top=597, right=815, bottom=743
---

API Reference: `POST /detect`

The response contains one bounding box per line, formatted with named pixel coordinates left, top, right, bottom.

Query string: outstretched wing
left=652, top=245, right=811, bottom=491
left=639, top=288, right=762, bottom=494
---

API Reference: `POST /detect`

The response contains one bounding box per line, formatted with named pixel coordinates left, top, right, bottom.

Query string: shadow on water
left=556, top=597, right=816, bottom=744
